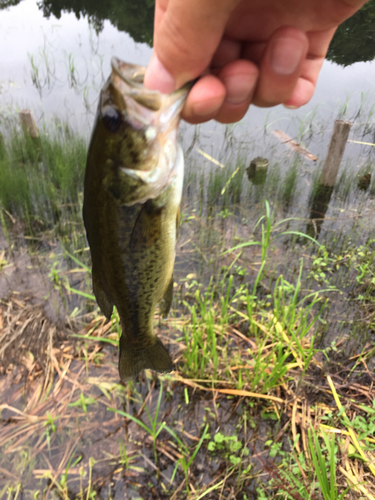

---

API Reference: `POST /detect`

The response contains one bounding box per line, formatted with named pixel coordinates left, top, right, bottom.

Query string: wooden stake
left=320, top=120, right=352, bottom=187
left=18, top=110, right=40, bottom=138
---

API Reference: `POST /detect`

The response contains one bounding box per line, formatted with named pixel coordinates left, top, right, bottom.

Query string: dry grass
left=0, top=295, right=63, bottom=379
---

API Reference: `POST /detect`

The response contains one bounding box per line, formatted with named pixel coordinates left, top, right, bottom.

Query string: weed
left=207, top=430, right=249, bottom=466
left=68, top=392, right=97, bottom=414
left=308, top=427, right=347, bottom=500
left=43, top=411, right=59, bottom=452
left=168, top=423, right=210, bottom=490
left=109, top=383, right=166, bottom=464
left=282, top=158, right=299, bottom=206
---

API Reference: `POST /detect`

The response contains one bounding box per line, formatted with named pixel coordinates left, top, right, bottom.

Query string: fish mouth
left=111, top=58, right=147, bottom=89
left=110, top=57, right=192, bottom=121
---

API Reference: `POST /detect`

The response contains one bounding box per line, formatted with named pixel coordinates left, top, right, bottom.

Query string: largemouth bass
left=83, top=57, right=189, bottom=381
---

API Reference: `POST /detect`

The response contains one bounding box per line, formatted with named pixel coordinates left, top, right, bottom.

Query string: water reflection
left=306, top=184, right=334, bottom=238
left=0, top=0, right=23, bottom=7
left=38, top=0, right=154, bottom=45
left=327, top=0, right=375, bottom=66
left=3, top=0, right=375, bottom=65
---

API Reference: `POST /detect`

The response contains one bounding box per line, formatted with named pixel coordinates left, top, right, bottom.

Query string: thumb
left=144, top=0, right=240, bottom=92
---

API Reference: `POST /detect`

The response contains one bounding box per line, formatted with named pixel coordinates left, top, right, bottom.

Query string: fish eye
left=102, top=106, right=123, bottom=132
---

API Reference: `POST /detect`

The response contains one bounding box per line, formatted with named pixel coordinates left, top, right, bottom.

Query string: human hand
left=144, top=0, right=368, bottom=124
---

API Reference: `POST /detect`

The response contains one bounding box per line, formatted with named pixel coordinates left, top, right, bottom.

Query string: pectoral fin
left=102, top=164, right=167, bottom=206
left=159, top=275, right=174, bottom=318
left=92, top=271, right=113, bottom=320
left=130, top=199, right=162, bottom=251
left=103, top=168, right=146, bottom=206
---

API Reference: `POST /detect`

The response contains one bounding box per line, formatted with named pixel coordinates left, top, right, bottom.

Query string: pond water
left=2, top=0, right=375, bottom=155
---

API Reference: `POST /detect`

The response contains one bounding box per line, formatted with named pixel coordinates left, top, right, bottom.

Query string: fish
left=83, top=57, right=190, bottom=382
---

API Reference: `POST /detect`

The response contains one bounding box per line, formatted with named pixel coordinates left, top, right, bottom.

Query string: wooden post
left=320, top=120, right=352, bottom=186
left=18, top=110, right=40, bottom=138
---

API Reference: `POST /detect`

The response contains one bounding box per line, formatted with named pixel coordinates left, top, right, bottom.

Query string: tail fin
left=119, top=336, right=174, bottom=382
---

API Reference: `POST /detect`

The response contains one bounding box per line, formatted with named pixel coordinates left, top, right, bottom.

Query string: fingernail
left=283, top=104, right=298, bottom=109
left=144, top=54, right=176, bottom=93
left=270, top=38, right=304, bottom=75
left=223, top=75, right=252, bottom=105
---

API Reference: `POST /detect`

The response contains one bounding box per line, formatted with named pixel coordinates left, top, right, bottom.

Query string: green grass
left=308, top=427, right=343, bottom=500
left=179, top=203, right=327, bottom=392
left=181, top=256, right=326, bottom=391
left=0, top=123, right=86, bottom=232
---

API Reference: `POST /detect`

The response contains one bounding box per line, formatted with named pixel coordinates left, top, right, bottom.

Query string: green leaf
left=214, top=432, right=225, bottom=443
left=230, top=441, right=242, bottom=452
left=207, top=442, right=216, bottom=452
left=230, top=455, right=241, bottom=466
